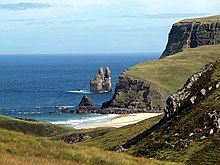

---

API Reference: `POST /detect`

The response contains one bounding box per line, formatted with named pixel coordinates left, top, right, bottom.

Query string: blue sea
left=0, top=53, right=159, bottom=128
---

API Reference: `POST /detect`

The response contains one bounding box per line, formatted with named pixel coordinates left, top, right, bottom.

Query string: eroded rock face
left=90, top=67, right=112, bottom=93
left=160, top=20, right=220, bottom=58
left=164, top=60, right=220, bottom=120
left=102, top=74, right=164, bottom=111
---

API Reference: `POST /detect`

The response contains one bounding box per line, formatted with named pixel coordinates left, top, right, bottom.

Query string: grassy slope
left=126, top=44, right=220, bottom=95
left=126, top=62, right=220, bottom=164
left=0, top=115, right=73, bottom=137
left=0, top=115, right=115, bottom=143
left=81, top=115, right=163, bottom=150
left=0, top=128, right=183, bottom=165
left=179, top=15, right=220, bottom=23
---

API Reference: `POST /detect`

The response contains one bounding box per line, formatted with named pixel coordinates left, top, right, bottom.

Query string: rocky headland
left=101, top=15, right=220, bottom=113
left=77, top=95, right=159, bottom=114
left=102, top=74, right=163, bottom=112
left=160, top=15, right=220, bottom=58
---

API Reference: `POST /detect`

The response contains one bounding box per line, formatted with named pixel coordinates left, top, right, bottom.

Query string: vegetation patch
left=81, top=115, right=163, bottom=150
left=0, top=128, right=181, bottom=165
left=0, top=115, right=73, bottom=137
left=124, top=62, right=220, bottom=164
left=126, top=44, right=220, bottom=95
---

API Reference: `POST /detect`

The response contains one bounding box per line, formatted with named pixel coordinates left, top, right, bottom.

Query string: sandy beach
left=103, top=113, right=162, bottom=127
left=104, top=113, right=162, bottom=127
left=76, top=113, right=163, bottom=129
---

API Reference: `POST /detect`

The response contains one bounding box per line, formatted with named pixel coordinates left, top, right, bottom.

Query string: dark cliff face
left=102, top=74, right=164, bottom=111
left=160, top=17, right=220, bottom=58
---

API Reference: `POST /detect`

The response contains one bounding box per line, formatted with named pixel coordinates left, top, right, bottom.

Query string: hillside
left=126, top=44, right=220, bottom=94
left=103, top=15, right=220, bottom=110
left=0, top=128, right=182, bottom=165
left=160, top=15, right=220, bottom=58
left=103, top=44, right=220, bottom=109
left=121, top=60, right=220, bottom=164
left=0, top=115, right=73, bottom=137
left=80, top=115, right=163, bottom=150
left=0, top=15, right=220, bottom=165
left=0, top=115, right=182, bottom=165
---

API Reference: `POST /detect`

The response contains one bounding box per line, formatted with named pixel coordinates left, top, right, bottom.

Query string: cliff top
left=125, top=44, right=220, bottom=95
left=177, top=15, right=220, bottom=24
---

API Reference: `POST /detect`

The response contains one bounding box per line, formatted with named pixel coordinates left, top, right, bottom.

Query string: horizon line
left=0, top=52, right=161, bottom=56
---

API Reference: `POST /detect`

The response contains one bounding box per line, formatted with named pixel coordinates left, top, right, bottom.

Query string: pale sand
left=83, top=113, right=163, bottom=129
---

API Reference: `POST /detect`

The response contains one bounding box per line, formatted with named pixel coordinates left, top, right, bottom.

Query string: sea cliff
left=102, top=74, right=165, bottom=111
left=160, top=15, right=220, bottom=58
left=103, top=16, right=220, bottom=111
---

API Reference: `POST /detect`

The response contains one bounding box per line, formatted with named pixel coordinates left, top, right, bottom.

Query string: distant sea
left=0, top=53, right=159, bottom=128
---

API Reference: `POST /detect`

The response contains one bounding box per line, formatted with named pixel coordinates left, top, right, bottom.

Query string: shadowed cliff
left=160, top=15, right=220, bottom=58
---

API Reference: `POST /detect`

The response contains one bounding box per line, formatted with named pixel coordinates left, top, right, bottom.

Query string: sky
left=0, top=0, right=220, bottom=54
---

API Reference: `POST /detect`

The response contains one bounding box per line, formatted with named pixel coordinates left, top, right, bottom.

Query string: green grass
left=52, top=127, right=114, bottom=142
left=179, top=15, right=220, bottom=24
left=0, top=128, right=182, bottom=165
left=126, top=44, right=220, bottom=96
left=0, top=115, right=73, bottom=137
left=125, top=62, right=220, bottom=164
left=81, top=115, right=163, bottom=150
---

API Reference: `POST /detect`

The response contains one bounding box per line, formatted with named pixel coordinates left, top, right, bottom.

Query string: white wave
left=87, top=114, right=117, bottom=121
left=50, top=114, right=117, bottom=127
left=50, top=121, right=78, bottom=125
left=67, top=90, right=91, bottom=94
left=51, top=106, right=75, bottom=109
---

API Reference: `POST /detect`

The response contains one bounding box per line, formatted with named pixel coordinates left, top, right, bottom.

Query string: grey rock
left=117, top=146, right=127, bottom=152
left=210, top=129, right=214, bottom=135
left=190, top=96, right=197, bottom=104
left=200, top=136, right=206, bottom=140
left=164, top=61, right=219, bottom=120
left=200, top=89, right=206, bottom=95
left=90, top=66, right=112, bottom=93
left=216, top=82, right=220, bottom=89
left=189, top=133, right=194, bottom=137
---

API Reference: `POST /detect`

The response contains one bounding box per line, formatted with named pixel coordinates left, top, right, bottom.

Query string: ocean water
left=0, top=53, right=159, bottom=128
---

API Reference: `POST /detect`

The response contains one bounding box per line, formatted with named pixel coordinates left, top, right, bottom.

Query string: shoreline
left=73, top=113, right=163, bottom=129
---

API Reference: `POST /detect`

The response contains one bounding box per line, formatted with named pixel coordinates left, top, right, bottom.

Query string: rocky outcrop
left=164, top=60, right=220, bottom=120
left=75, top=95, right=96, bottom=114
left=75, top=107, right=153, bottom=114
left=102, top=74, right=164, bottom=112
left=78, top=95, right=95, bottom=108
left=90, top=67, right=112, bottom=93
left=160, top=16, right=220, bottom=58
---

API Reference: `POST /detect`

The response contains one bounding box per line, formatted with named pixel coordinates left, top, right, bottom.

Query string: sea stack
left=78, top=95, right=95, bottom=107
left=90, top=66, right=112, bottom=93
